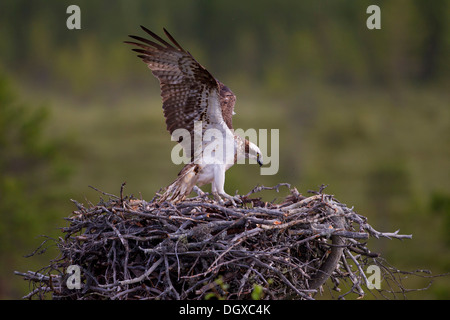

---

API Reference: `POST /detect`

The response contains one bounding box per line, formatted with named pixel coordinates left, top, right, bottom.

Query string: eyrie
left=125, top=26, right=263, bottom=205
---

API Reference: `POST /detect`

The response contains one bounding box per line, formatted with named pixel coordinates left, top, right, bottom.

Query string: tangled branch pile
left=17, top=183, right=429, bottom=300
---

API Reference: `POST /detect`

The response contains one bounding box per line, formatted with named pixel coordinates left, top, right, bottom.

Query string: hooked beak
left=257, top=154, right=263, bottom=167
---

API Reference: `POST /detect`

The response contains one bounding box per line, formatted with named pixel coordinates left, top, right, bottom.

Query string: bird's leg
left=212, top=192, right=225, bottom=205
left=211, top=182, right=225, bottom=205
left=212, top=190, right=237, bottom=206
left=212, top=165, right=241, bottom=206
left=218, top=192, right=242, bottom=206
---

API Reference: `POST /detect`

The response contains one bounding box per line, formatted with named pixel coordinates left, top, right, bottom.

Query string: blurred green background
left=1, top=0, right=449, bottom=299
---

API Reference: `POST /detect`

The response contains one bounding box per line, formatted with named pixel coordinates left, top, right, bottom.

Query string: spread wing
left=125, top=26, right=236, bottom=139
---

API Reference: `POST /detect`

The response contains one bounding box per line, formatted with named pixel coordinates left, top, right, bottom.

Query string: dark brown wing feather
left=125, top=26, right=236, bottom=136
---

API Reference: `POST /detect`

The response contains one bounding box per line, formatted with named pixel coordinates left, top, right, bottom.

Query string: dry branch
left=16, top=183, right=434, bottom=300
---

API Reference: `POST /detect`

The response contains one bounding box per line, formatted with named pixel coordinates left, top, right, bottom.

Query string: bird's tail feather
left=159, top=164, right=199, bottom=203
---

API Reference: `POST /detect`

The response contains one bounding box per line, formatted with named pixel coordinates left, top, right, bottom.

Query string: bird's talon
left=220, top=193, right=242, bottom=206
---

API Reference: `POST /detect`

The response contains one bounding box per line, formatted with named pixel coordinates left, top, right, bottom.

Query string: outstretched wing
left=125, top=26, right=235, bottom=139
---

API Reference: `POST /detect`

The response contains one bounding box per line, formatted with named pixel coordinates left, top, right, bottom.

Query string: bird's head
left=247, top=141, right=263, bottom=167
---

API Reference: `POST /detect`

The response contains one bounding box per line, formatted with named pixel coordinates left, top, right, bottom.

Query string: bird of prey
left=125, top=26, right=262, bottom=205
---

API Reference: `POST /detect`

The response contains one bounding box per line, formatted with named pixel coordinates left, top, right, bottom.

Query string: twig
left=88, top=185, right=120, bottom=200
left=100, top=257, right=163, bottom=288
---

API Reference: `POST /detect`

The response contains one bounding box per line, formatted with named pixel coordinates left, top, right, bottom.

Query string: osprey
left=125, top=26, right=262, bottom=204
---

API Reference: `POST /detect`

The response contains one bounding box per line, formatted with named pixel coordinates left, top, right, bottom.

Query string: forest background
left=0, top=0, right=449, bottom=299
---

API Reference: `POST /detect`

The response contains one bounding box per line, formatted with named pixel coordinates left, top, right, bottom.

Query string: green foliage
left=204, top=275, right=230, bottom=300
left=1, top=0, right=449, bottom=93
left=431, top=192, right=450, bottom=246
left=0, top=71, right=71, bottom=298
left=251, top=284, right=264, bottom=300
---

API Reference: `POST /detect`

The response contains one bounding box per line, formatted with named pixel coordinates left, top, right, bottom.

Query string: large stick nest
left=17, top=183, right=430, bottom=300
